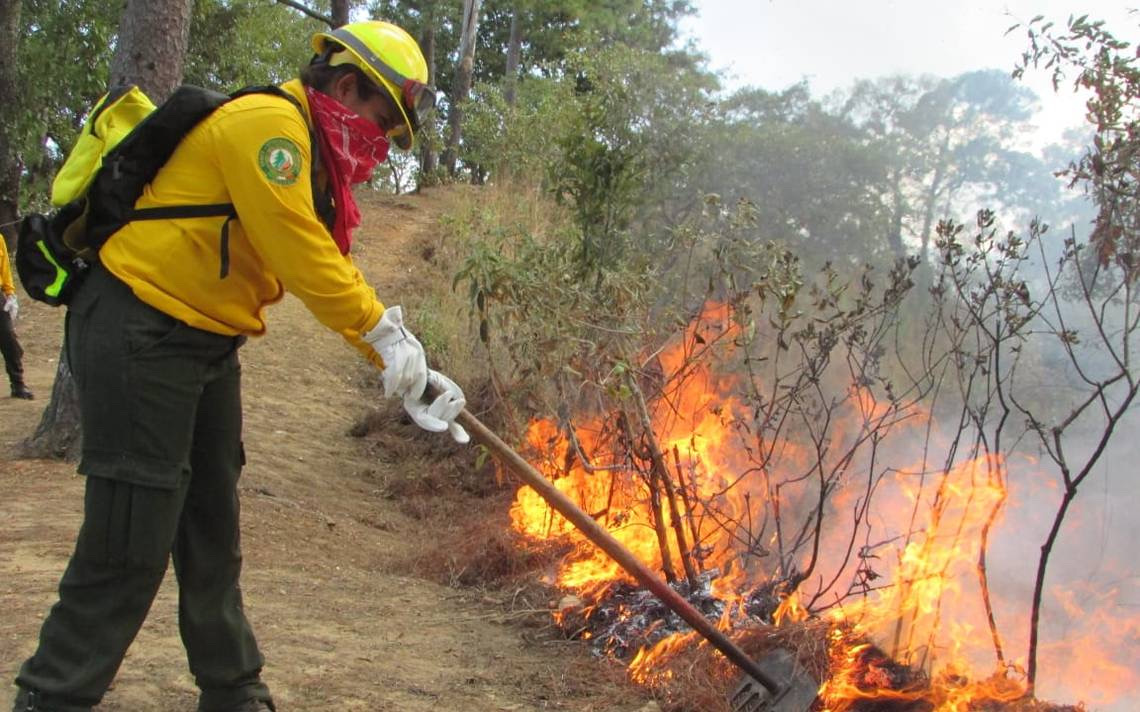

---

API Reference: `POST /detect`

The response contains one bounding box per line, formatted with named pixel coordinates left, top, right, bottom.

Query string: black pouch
left=16, top=201, right=91, bottom=307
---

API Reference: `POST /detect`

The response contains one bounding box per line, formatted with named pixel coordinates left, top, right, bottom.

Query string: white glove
left=363, top=307, right=469, bottom=443
left=404, top=370, right=470, bottom=444
left=364, top=305, right=428, bottom=401
left=2, top=294, right=16, bottom=321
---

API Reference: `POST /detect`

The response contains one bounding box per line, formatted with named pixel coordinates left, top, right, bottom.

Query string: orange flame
left=773, top=592, right=809, bottom=626
left=507, top=300, right=1137, bottom=711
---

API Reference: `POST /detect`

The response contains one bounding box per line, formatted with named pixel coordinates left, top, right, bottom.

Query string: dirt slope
left=0, top=188, right=649, bottom=712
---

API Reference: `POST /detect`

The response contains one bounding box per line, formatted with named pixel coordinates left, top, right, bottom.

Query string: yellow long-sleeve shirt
left=99, top=79, right=384, bottom=367
left=1, top=238, right=14, bottom=297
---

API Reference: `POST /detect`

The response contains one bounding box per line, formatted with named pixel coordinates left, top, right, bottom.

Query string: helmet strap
left=310, top=45, right=343, bottom=67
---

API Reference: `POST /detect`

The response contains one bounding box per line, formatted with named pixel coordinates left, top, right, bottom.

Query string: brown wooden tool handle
left=453, top=406, right=784, bottom=694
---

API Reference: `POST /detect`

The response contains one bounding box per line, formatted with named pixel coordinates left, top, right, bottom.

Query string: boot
left=11, top=380, right=34, bottom=399
left=10, top=688, right=82, bottom=712
left=202, top=699, right=275, bottom=712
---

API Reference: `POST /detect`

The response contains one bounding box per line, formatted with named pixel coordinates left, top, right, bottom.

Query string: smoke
left=795, top=328, right=1140, bottom=710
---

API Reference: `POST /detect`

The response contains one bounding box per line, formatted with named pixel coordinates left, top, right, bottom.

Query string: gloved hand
left=364, top=305, right=428, bottom=400
left=363, top=306, right=469, bottom=443
left=2, top=294, right=17, bottom=321
left=404, top=370, right=471, bottom=444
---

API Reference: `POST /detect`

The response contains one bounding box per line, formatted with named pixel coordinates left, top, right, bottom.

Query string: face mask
left=306, top=86, right=390, bottom=184
left=305, top=86, right=392, bottom=255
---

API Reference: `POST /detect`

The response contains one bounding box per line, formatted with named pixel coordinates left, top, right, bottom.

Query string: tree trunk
left=886, top=175, right=905, bottom=258
left=503, top=6, right=522, bottom=106
left=109, top=0, right=194, bottom=102
left=441, top=0, right=482, bottom=176
left=19, top=351, right=82, bottom=461
left=417, top=10, right=439, bottom=182
left=0, top=0, right=21, bottom=251
left=330, top=0, right=349, bottom=27
left=25, top=0, right=194, bottom=461
left=918, top=133, right=951, bottom=264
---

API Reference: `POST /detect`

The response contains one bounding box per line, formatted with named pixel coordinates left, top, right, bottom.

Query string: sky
left=681, top=1, right=1139, bottom=149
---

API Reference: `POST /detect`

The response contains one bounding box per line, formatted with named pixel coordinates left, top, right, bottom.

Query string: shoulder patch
left=258, top=137, right=302, bottom=185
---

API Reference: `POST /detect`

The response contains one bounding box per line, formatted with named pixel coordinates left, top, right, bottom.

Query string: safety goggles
left=326, top=27, right=437, bottom=135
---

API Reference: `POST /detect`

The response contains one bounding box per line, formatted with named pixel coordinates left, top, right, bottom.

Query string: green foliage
left=367, top=0, right=701, bottom=189
left=548, top=44, right=718, bottom=275
left=461, top=78, right=575, bottom=185
left=445, top=184, right=658, bottom=421
left=370, top=0, right=696, bottom=97
left=670, top=68, right=1054, bottom=274
left=836, top=70, right=1042, bottom=260
left=16, top=0, right=119, bottom=205
left=404, top=293, right=452, bottom=365
left=550, top=58, right=645, bottom=271
left=705, top=83, right=895, bottom=266
left=1014, top=14, right=1140, bottom=282
left=184, top=0, right=315, bottom=91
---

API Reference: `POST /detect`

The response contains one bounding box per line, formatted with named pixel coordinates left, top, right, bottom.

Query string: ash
left=571, top=570, right=786, bottom=660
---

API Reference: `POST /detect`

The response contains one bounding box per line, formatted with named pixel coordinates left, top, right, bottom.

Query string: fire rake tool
left=447, top=403, right=819, bottom=712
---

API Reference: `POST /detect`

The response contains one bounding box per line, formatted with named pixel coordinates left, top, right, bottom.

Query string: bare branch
left=274, top=0, right=333, bottom=27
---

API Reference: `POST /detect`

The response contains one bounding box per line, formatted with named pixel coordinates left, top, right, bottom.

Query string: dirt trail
left=0, top=189, right=648, bottom=711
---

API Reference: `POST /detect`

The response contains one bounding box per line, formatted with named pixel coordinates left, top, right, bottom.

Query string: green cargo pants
left=14, top=265, right=274, bottom=712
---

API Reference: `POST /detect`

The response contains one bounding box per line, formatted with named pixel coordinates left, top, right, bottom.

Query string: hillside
left=0, top=187, right=649, bottom=712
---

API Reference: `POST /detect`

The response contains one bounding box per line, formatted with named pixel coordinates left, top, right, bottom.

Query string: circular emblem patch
left=258, top=137, right=302, bottom=185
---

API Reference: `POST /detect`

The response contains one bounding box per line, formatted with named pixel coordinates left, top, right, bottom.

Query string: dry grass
left=618, top=620, right=830, bottom=712
left=348, top=181, right=579, bottom=595
left=347, top=389, right=572, bottom=590
left=603, top=617, right=1086, bottom=712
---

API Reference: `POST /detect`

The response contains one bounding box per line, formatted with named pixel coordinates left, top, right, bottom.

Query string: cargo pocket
left=75, top=476, right=180, bottom=570
left=74, top=280, right=199, bottom=491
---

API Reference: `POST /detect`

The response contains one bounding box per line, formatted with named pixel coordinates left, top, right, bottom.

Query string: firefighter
left=12, top=20, right=464, bottom=712
left=1, top=238, right=33, bottom=400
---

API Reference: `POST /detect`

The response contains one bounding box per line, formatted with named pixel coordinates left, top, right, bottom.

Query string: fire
left=815, top=455, right=1031, bottom=710
left=629, top=630, right=699, bottom=685
left=505, top=300, right=1137, bottom=711
left=818, top=628, right=1026, bottom=712
left=773, top=591, right=809, bottom=626
left=507, top=302, right=757, bottom=599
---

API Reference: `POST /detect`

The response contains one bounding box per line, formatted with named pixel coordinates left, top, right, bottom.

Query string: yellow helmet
left=311, top=21, right=435, bottom=150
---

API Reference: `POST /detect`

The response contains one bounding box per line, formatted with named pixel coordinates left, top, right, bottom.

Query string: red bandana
left=305, top=87, right=390, bottom=254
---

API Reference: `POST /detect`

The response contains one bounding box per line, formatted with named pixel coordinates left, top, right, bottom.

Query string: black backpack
left=16, top=83, right=333, bottom=306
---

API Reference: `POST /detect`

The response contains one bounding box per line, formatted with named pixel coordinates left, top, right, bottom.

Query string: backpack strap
left=129, top=203, right=239, bottom=277
left=125, top=85, right=335, bottom=279
left=212, top=85, right=336, bottom=277
left=219, top=85, right=336, bottom=277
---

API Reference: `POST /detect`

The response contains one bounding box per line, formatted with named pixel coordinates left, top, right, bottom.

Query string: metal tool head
left=728, top=648, right=819, bottom=712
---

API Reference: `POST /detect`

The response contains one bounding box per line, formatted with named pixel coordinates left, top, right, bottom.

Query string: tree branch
left=274, top=0, right=333, bottom=27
